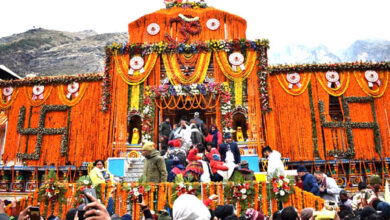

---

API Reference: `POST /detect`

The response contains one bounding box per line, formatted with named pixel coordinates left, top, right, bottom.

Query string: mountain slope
left=0, top=28, right=127, bottom=76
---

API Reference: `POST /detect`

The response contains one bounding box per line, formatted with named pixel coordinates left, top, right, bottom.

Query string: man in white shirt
left=262, top=146, right=285, bottom=177
left=314, top=170, right=340, bottom=201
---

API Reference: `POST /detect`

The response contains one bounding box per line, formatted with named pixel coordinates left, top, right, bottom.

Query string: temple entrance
left=156, top=94, right=219, bottom=138
left=163, top=108, right=216, bottom=130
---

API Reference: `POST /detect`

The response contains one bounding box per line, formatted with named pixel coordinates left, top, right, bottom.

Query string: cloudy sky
left=1, top=0, right=390, bottom=52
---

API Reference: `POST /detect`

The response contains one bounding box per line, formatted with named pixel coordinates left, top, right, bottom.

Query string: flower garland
left=38, top=170, right=67, bottom=217
left=220, top=83, right=233, bottom=132
left=109, top=39, right=269, bottom=56
left=268, top=61, right=390, bottom=75
left=225, top=182, right=255, bottom=216
left=319, top=96, right=382, bottom=156
left=141, top=87, right=155, bottom=142
left=102, top=47, right=112, bottom=112
left=171, top=182, right=200, bottom=202
left=269, top=172, right=295, bottom=203
left=0, top=74, right=103, bottom=87
left=16, top=105, right=70, bottom=160
left=257, top=46, right=270, bottom=112
left=73, top=176, right=93, bottom=206
left=165, top=0, right=208, bottom=9
left=141, top=82, right=232, bottom=140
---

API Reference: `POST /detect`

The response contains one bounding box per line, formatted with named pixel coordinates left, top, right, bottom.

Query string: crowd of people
left=0, top=114, right=389, bottom=219
left=142, top=113, right=247, bottom=184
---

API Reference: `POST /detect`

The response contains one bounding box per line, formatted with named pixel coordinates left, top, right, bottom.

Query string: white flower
left=179, top=183, right=185, bottom=188
left=134, top=191, right=139, bottom=196
left=83, top=180, right=90, bottom=185
left=242, top=195, right=247, bottom=199
left=285, top=179, right=290, bottom=184
left=240, top=189, right=246, bottom=194
left=188, top=186, right=193, bottom=191
left=278, top=180, right=283, bottom=186
left=279, top=190, right=285, bottom=196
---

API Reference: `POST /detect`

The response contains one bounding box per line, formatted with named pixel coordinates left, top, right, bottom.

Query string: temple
left=0, top=0, right=389, bottom=218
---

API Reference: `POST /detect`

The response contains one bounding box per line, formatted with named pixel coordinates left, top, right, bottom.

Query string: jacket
left=267, top=150, right=285, bottom=176
left=205, top=130, right=222, bottom=147
left=206, top=148, right=220, bottom=162
left=89, top=167, right=115, bottom=187
left=219, top=142, right=241, bottom=164
left=168, top=165, right=185, bottom=182
left=318, top=174, right=340, bottom=201
left=194, top=117, right=207, bottom=135
left=143, top=150, right=168, bottom=183
left=302, top=173, right=320, bottom=196
left=187, top=148, right=201, bottom=162
left=160, top=121, right=171, bottom=138
left=190, top=124, right=205, bottom=146
left=210, top=160, right=228, bottom=174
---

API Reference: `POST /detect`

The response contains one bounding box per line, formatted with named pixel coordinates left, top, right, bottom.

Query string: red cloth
left=187, top=148, right=201, bottom=162
left=203, top=198, right=212, bottom=207
left=210, top=160, right=228, bottom=174
left=206, top=148, right=220, bottom=162
left=168, top=139, right=181, bottom=148
left=205, top=132, right=223, bottom=146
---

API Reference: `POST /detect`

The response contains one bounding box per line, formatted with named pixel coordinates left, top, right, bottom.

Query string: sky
left=1, top=0, right=390, bottom=52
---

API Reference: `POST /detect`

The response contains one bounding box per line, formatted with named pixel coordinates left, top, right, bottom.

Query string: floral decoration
left=225, top=182, right=255, bottom=214
left=74, top=176, right=93, bottom=205
left=165, top=0, right=208, bottom=9
left=102, top=48, right=112, bottom=112
left=0, top=74, right=102, bottom=87
left=38, top=170, right=67, bottom=216
left=141, top=82, right=232, bottom=141
left=171, top=182, right=200, bottom=201
left=16, top=105, right=70, bottom=160
left=257, top=46, right=270, bottom=112
left=268, top=62, right=390, bottom=75
left=327, top=148, right=356, bottom=159
left=108, top=39, right=269, bottom=56
left=269, top=171, right=295, bottom=203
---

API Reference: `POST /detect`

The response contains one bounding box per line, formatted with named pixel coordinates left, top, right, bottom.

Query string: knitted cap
left=142, top=142, right=155, bottom=151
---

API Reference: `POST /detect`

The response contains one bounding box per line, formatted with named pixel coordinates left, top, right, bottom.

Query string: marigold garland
left=209, top=182, right=215, bottom=210
left=261, top=181, right=268, bottom=216
left=168, top=183, right=173, bottom=208
left=0, top=87, right=20, bottom=109
left=162, top=52, right=211, bottom=85
left=316, top=71, right=350, bottom=97
left=275, top=73, right=312, bottom=96
left=115, top=53, right=158, bottom=85
left=23, top=85, right=54, bottom=107
left=214, top=50, right=257, bottom=82
left=57, top=83, right=89, bottom=106
left=254, top=182, right=259, bottom=210
left=353, top=70, right=389, bottom=98
left=149, top=184, right=155, bottom=211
